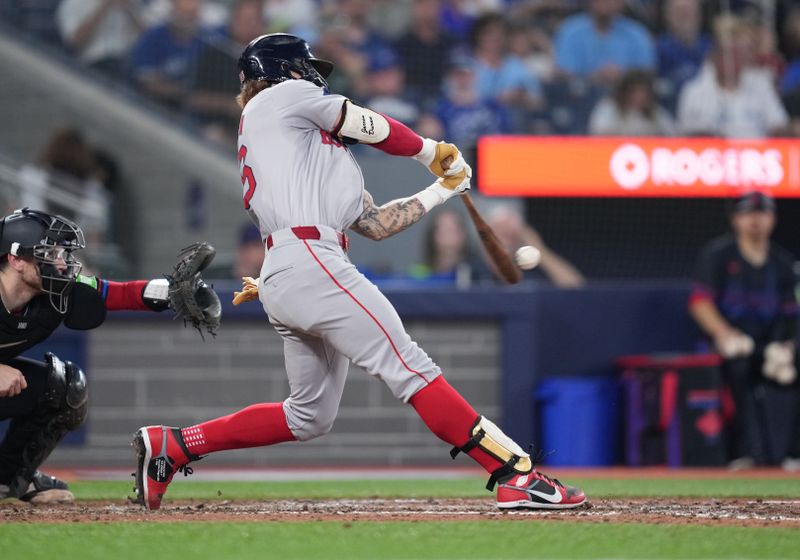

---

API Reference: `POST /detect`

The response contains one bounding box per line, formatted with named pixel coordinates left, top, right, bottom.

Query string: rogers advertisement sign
left=477, top=136, right=800, bottom=197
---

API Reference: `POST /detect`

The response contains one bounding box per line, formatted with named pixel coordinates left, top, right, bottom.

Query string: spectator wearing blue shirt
left=130, top=0, right=220, bottom=109
left=312, top=0, right=394, bottom=100
left=554, top=0, right=655, bottom=87
left=656, top=0, right=711, bottom=111
left=362, top=46, right=421, bottom=126
left=470, top=14, right=543, bottom=112
left=433, top=56, right=512, bottom=153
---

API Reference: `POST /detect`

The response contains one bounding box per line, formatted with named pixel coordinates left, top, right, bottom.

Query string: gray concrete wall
left=49, top=316, right=501, bottom=467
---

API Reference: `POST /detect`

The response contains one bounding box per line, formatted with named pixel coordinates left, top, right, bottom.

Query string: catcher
left=0, top=208, right=219, bottom=503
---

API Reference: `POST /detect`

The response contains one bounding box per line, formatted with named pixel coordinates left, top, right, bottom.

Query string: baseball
left=514, top=245, right=541, bottom=270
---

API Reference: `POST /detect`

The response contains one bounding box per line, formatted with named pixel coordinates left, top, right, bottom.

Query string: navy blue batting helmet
left=238, top=33, right=334, bottom=89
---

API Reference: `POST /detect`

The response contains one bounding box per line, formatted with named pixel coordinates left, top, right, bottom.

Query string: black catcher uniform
left=0, top=208, right=169, bottom=501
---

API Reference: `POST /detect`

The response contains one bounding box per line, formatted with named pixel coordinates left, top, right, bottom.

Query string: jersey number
left=238, top=145, right=256, bottom=209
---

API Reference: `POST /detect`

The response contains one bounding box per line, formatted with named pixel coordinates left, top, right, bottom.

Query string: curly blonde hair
left=236, top=80, right=273, bottom=109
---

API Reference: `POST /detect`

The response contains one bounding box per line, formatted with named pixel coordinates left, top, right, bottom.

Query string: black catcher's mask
left=0, top=208, right=85, bottom=314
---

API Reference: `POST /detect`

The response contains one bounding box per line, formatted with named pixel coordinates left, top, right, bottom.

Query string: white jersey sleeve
left=269, top=79, right=347, bottom=132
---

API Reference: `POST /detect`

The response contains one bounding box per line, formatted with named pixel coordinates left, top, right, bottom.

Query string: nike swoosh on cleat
left=523, top=480, right=563, bottom=504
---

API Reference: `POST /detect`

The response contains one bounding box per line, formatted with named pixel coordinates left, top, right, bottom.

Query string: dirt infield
left=2, top=497, right=799, bottom=526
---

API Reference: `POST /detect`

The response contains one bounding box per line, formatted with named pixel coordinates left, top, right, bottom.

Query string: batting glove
left=413, top=139, right=467, bottom=178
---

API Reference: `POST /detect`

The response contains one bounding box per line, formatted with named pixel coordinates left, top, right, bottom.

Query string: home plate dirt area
left=3, top=498, right=799, bottom=527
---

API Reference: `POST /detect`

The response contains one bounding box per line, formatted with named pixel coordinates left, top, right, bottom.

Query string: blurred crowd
left=4, top=0, right=800, bottom=287
left=3, top=0, right=800, bottom=150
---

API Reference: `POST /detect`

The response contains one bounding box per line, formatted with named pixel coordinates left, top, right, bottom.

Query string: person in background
left=233, top=222, right=264, bottom=280
left=689, top=191, right=798, bottom=469
left=469, top=13, right=544, bottom=122
left=438, top=0, right=502, bottom=41
left=779, top=5, right=800, bottom=96
left=475, top=205, right=585, bottom=288
left=394, top=0, right=458, bottom=105
left=262, top=0, right=318, bottom=39
left=19, top=128, right=113, bottom=270
left=57, top=0, right=146, bottom=78
left=739, top=2, right=784, bottom=81
left=187, top=0, right=266, bottom=145
left=677, top=14, right=790, bottom=138
left=508, top=22, right=556, bottom=87
left=432, top=55, right=512, bottom=161
left=781, top=6, right=800, bottom=136
left=554, top=0, right=655, bottom=88
left=360, top=45, right=420, bottom=125
left=588, top=69, right=676, bottom=136
left=313, top=0, right=394, bottom=100
left=655, top=0, right=711, bottom=111
left=409, top=208, right=474, bottom=287
left=130, top=0, right=220, bottom=109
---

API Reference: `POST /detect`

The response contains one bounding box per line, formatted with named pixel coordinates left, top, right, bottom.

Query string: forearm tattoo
left=350, top=191, right=426, bottom=240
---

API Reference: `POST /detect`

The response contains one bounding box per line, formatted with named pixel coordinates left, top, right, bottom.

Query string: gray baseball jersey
left=237, top=79, right=441, bottom=440
left=238, top=79, right=364, bottom=236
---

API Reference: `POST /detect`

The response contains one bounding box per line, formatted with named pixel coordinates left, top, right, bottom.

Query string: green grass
left=2, top=521, right=799, bottom=560
left=69, top=477, right=800, bottom=502
left=5, top=477, right=800, bottom=560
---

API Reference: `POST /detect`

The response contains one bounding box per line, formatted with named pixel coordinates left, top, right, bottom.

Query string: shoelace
left=178, top=465, right=194, bottom=477
left=528, top=445, right=564, bottom=489
left=535, top=470, right=564, bottom=489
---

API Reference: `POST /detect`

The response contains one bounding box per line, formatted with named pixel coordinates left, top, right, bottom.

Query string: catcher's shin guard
left=450, top=416, right=532, bottom=490
left=1, top=353, right=88, bottom=498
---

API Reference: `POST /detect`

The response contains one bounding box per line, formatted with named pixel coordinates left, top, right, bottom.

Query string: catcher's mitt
left=166, top=242, right=221, bottom=337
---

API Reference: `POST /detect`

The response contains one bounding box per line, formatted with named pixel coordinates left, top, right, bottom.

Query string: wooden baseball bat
left=460, top=193, right=522, bottom=284
left=441, top=154, right=522, bottom=285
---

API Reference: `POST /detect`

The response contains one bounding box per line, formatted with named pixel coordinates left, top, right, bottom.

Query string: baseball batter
left=133, top=33, right=586, bottom=511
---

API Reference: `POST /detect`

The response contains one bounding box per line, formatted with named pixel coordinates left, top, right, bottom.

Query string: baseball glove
left=166, top=242, right=221, bottom=337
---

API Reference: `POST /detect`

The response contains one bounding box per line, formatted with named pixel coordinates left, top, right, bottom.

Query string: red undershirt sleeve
left=97, top=279, right=151, bottom=311
left=369, top=114, right=423, bottom=156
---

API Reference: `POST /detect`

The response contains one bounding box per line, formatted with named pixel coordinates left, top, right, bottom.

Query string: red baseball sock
left=409, top=376, right=504, bottom=474
left=181, top=402, right=295, bottom=456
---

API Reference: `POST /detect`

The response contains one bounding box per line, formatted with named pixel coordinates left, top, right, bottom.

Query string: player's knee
left=304, top=417, right=336, bottom=440
left=285, top=402, right=337, bottom=441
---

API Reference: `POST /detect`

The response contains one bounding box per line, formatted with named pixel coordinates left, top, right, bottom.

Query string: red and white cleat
left=131, top=426, right=198, bottom=510
left=496, top=470, right=586, bottom=510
